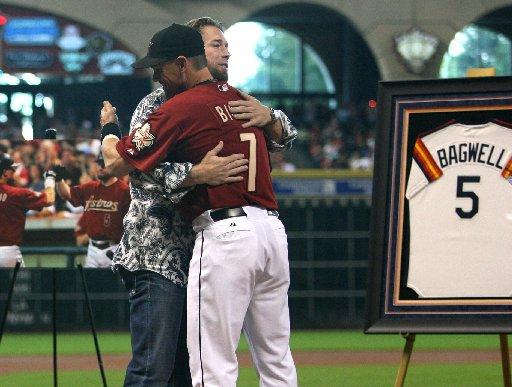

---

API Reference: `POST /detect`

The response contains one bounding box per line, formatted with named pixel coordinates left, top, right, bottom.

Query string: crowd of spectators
left=0, top=99, right=377, bottom=178
left=271, top=99, right=377, bottom=170
left=0, top=138, right=104, bottom=216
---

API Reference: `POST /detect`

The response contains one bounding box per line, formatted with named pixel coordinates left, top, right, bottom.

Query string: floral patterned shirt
left=113, top=87, right=297, bottom=287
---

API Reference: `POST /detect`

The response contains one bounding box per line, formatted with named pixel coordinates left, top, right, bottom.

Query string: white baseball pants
left=85, top=241, right=118, bottom=268
left=0, top=246, right=24, bottom=267
left=188, top=206, right=297, bottom=387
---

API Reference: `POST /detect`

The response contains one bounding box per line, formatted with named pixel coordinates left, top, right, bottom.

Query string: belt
left=91, top=240, right=115, bottom=249
left=210, top=207, right=278, bottom=222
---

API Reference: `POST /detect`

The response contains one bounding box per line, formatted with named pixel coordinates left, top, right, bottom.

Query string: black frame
left=366, top=76, right=512, bottom=333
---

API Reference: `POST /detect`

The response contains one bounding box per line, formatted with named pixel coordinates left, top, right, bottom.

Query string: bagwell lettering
left=496, top=149, right=506, bottom=169
left=435, top=142, right=506, bottom=170
left=477, top=143, right=489, bottom=164
left=437, top=149, right=448, bottom=168
left=468, top=143, right=479, bottom=162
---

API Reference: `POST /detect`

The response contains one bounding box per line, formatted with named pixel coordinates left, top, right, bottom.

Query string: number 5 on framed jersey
left=365, top=76, right=512, bottom=333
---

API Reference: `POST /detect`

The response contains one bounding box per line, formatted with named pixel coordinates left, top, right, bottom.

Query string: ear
left=175, top=56, right=187, bottom=72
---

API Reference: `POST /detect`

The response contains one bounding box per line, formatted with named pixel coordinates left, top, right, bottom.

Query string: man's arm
left=102, top=100, right=248, bottom=195
left=100, top=101, right=135, bottom=177
left=56, top=179, right=71, bottom=201
left=42, top=171, right=56, bottom=206
left=134, top=140, right=250, bottom=203
left=45, top=165, right=72, bottom=201
left=228, top=90, right=298, bottom=151
left=102, top=136, right=135, bottom=177
left=182, top=141, right=249, bottom=187
left=267, top=110, right=297, bottom=152
left=228, top=91, right=282, bottom=141
left=42, top=187, right=55, bottom=206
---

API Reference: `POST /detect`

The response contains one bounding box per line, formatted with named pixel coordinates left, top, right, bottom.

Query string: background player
left=53, top=154, right=130, bottom=268
left=0, top=154, right=56, bottom=267
left=100, top=24, right=297, bottom=387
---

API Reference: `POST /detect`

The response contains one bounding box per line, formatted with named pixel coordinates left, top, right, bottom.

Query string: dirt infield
left=0, top=350, right=505, bottom=375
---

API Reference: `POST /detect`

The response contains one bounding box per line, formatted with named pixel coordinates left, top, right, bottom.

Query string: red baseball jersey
left=69, top=179, right=130, bottom=242
left=116, top=81, right=277, bottom=221
left=0, top=183, right=48, bottom=246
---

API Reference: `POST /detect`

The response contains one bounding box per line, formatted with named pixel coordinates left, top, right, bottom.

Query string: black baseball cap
left=0, top=155, right=17, bottom=174
left=131, top=23, right=205, bottom=69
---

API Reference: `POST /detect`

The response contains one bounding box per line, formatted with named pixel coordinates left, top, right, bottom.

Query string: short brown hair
left=186, top=17, right=224, bottom=33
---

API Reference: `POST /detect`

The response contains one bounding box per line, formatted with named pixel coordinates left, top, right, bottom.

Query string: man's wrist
left=44, top=173, right=56, bottom=189
left=268, top=106, right=278, bottom=126
left=187, top=164, right=205, bottom=186
left=101, top=122, right=122, bottom=142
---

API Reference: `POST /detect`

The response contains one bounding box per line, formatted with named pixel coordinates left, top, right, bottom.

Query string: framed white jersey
left=406, top=121, right=512, bottom=297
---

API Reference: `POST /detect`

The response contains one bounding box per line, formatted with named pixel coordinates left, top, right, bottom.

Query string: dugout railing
left=0, top=195, right=371, bottom=330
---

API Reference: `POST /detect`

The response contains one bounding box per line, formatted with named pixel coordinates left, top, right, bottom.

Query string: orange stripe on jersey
left=412, top=138, right=443, bottom=182
left=501, top=156, right=512, bottom=179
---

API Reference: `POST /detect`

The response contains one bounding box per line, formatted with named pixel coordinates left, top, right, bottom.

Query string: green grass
left=0, top=332, right=131, bottom=356
left=0, top=330, right=503, bottom=356
left=0, top=364, right=506, bottom=387
left=0, top=331, right=507, bottom=386
left=23, top=255, right=86, bottom=268
left=289, top=330, right=502, bottom=351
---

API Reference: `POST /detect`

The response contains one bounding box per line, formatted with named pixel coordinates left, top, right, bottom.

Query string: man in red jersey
left=100, top=24, right=297, bottom=387
left=53, top=154, right=130, bottom=268
left=0, top=154, right=55, bottom=267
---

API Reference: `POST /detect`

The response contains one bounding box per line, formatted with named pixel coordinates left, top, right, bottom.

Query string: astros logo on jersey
left=132, top=122, right=155, bottom=151
left=84, top=196, right=119, bottom=212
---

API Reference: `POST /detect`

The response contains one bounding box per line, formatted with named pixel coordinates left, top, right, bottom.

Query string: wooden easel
left=394, top=333, right=511, bottom=387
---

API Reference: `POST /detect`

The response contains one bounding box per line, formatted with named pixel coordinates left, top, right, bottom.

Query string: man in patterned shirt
left=108, top=19, right=297, bottom=387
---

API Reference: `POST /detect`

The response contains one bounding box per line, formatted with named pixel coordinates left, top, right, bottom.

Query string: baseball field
left=0, top=330, right=507, bottom=386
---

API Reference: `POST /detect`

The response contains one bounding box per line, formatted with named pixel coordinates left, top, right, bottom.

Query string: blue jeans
left=119, top=268, right=191, bottom=387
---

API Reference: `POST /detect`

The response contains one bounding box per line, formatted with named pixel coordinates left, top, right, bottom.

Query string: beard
left=209, top=66, right=228, bottom=82
left=97, top=172, right=112, bottom=182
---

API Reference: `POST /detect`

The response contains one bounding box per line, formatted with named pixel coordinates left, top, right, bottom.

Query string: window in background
left=439, top=24, right=512, bottom=78
left=225, top=22, right=334, bottom=94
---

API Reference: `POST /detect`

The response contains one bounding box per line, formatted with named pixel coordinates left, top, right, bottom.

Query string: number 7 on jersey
left=240, top=133, right=256, bottom=192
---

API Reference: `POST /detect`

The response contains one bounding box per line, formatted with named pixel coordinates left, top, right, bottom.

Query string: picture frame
left=365, top=76, right=512, bottom=333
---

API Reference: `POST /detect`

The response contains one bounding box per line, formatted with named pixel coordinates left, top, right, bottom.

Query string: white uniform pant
left=188, top=206, right=297, bottom=387
left=85, top=241, right=118, bottom=268
left=0, top=246, right=24, bottom=267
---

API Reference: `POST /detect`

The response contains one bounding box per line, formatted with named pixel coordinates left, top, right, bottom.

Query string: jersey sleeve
left=141, top=161, right=193, bottom=201
left=121, top=185, right=132, bottom=213
left=266, top=110, right=297, bottom=152
left=130, top=88, right=166, bottom=134
left=116, top=108, right=184, bottom=173
left=69, top=185, right=86, bottom=207
left=14, top=189, right=48, bottom=211
left=405, top=137, right=443, bottom=199
left=501, top=155, right=512, bottom=181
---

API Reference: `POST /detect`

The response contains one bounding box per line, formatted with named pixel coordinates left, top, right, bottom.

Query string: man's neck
left=186, top=68, right=214, bottom=90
